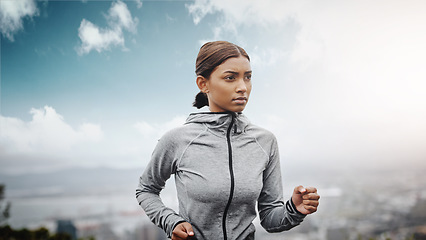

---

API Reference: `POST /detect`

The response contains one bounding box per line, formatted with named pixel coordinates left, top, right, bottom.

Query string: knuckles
left=302, top=193, right=320, bottom=200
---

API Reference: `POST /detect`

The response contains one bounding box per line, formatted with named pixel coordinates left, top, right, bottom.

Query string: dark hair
left=192, top=41, right=250, bottom=109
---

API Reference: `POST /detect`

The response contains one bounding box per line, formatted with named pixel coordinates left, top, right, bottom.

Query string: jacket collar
left=185, top=112, right=250, bottom=135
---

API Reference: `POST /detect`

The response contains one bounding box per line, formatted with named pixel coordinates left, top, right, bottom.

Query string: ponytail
left=193, top=91, right=209, bottom=109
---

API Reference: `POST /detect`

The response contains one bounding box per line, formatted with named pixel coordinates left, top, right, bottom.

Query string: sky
left=1, top=0, right=426, bottom=175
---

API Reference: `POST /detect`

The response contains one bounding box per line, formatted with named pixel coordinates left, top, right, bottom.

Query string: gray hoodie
left=136, top=112, right=305, bottom=239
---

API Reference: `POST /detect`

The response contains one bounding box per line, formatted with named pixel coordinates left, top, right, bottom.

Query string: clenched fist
left=172, top=222, right=195, bottom=240
left=291, top=186, right=320, bottom=215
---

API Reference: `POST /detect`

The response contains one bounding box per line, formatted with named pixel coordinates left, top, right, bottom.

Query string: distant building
left=56, top=219, right=77, bottom=240
left=410, top=199, right=426, bottom=219
left=326, top=227, right=349, bottom=240
left=133, top=224, right=167, bottom=240
left=77, top=222, right=118, bottom=240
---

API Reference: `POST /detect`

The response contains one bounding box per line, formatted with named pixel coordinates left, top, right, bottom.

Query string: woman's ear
left=196, top=76, right=209, bottom=93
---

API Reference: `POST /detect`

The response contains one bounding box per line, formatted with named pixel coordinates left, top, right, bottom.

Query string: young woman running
left=136, top=41, right=320, bottom=240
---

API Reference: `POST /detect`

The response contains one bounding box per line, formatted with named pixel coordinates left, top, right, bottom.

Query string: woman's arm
left=136, top=133, right=186, bottom=238
left=257, top=137, right=307, bottom=232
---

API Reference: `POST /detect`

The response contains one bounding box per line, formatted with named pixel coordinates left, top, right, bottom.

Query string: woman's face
left=202, top=56, right=252, bottom=113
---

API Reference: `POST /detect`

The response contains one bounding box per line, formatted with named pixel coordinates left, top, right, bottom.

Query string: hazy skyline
left=1, top=0, right=426, bottom=174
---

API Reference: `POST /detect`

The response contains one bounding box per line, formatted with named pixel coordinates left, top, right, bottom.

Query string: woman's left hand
left=291, top=186, right=320, bottom=215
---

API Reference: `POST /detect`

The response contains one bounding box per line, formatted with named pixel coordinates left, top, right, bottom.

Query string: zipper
left=222, top=113, right=236, bottom=240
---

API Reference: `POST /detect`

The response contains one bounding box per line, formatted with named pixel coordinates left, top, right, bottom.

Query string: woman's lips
left=232, top=97, right=247, bottom=104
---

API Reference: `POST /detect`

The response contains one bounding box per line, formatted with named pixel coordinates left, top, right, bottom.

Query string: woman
left=136, top=41, right=320, bottom=240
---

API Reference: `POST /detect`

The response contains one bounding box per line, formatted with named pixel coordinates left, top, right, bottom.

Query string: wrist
left=172, top=220, right=187, bottom=230
left=290, top=198, right=306, bottom=216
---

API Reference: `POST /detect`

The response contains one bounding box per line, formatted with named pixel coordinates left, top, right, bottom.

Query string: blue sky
left=1, top=0, right=426, bottom=174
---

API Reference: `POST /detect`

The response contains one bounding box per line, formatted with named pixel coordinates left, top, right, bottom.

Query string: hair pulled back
left=193, top=41, right=250, bottom=109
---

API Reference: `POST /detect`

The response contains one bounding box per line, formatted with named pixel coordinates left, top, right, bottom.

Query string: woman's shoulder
left=158, top=121, right=205, bottom=143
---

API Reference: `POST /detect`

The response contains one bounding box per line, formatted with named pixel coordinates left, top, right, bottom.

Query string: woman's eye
left=225, top=76, right=235, bottom=80
left=245, top=75, right=252, bottom=80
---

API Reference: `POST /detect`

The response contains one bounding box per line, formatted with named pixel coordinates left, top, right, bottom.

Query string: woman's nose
left=236, top=78, right=247, bottom=93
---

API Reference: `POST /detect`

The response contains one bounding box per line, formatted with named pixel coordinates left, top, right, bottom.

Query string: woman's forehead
left=217, top=56, right=251, bottom=72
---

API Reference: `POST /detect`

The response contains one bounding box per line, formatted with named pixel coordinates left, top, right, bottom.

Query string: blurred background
left=1, top=0, right=426, bottom=239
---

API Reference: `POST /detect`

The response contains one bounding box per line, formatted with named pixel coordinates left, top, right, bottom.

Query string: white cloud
left=186, top=0, right=297, bottom=39
left=76, top=0, right=138, bottom=55
left=189, top=0, right=426, bottom=170
left=250, top=47, right=289, bottom=70
left=0, top=106, right=106, bottom=173
left=165, top=13, right=176, bottom=23
left=135, top=0, right=143, bottom=9
left=186, top=0, right=426, bottom=73
left=134, top=121, right=156, bottom=137
left=134, top=116, right=186, bottom=139
left=185, top=0, right=215, bottom=25
left=186, top=0, right=294, bottom=26
left=0, top=106, right=188, bottom=174
left=0, top=0, right=39, bottom=41
left=77, top=19, right=124, bottom=55
left=0, top=106, right=103, bottom=154
left=107, top=0, right=138, bottom=33
left=288, top=1, right=426, bottom=74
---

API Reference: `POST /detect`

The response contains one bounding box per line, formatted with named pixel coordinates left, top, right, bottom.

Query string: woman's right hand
left=172, top=222, right=195, bottom=240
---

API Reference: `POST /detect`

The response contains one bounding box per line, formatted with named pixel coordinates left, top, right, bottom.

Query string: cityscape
left=1, top=165, right=426, bottom=240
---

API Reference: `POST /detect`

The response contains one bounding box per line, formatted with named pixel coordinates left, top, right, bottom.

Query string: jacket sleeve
left=257, top=137, right=306, bottom=232
left=135, top=132, right=186, bottom=238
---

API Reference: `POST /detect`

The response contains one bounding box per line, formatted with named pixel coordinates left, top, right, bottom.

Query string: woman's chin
left=229, top=105, right=247, bottom=113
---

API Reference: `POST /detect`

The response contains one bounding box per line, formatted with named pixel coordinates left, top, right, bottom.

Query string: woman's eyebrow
left=223, top=70, right=252, bottom=74
left=223, top=70, right=239, bottom=74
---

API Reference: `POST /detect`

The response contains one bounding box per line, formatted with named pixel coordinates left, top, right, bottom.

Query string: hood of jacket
left=185, top=112, right=250, bottom=135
